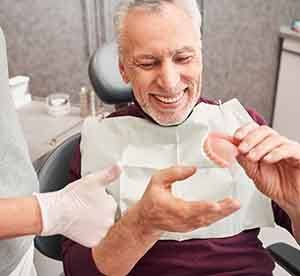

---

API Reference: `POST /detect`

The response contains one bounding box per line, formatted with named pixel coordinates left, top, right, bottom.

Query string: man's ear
left=119, top=60, right=130, bottom=84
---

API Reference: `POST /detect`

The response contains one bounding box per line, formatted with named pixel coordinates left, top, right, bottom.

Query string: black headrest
left=88, top=42, right=133, bottom=104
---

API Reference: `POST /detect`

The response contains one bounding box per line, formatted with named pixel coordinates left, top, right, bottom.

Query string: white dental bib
left=81, top=99, right=275, bottom=241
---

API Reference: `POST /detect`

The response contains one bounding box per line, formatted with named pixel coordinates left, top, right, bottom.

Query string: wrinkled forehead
left=120, top=3, right=201, bottom=58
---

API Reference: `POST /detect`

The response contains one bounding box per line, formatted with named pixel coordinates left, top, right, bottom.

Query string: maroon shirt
left=62, top=98, right=292, bottom=276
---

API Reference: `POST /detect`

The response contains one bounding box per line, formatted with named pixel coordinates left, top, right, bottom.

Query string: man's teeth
left=154, top=91, right=185, bottom=104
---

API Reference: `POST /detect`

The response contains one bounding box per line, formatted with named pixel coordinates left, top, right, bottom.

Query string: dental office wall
left=0, top=0, right=90, bottom=101
left=0, top=0, right=300, bottom=124
left=0, top=0, right=105, bottom=103
left=202, top=0, right=300, bottom=124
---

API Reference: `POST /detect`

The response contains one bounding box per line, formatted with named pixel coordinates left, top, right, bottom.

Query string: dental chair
left=88, top=41, right=132, bottom=104
left=267, top=243, right=300, bottom=276
left=34, top=41, right=300, bottom=276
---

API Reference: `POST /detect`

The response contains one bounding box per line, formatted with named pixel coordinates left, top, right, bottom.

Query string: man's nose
left=157, top=61, right=180, bottom=92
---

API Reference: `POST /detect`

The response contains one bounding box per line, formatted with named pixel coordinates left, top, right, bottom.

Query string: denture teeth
left=155, top=92, right=184, bottom=103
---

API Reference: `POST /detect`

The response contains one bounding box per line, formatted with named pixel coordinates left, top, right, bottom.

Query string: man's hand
left=35, top=164, right=121, bottom=248
left=234, top=122, right=300, bottom=217
left=91, top=166, right=240, bottom=276
left=135, top=166, right=240, bottom=236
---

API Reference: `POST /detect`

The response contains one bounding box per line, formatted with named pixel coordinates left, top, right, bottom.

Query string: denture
left=203, top=132, right=239, bottom=168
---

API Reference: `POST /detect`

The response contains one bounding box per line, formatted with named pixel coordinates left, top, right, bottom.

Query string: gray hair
left=114, top=0, right=202, bottom=57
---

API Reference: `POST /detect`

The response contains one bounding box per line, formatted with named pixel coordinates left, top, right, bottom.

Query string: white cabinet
left=272, top=27, right=300, bottom=142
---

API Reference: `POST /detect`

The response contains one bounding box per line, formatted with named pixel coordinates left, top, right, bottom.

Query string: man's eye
left=139, top=63, right=155, bottom=70
left=175, top=56, right=193, bottom=63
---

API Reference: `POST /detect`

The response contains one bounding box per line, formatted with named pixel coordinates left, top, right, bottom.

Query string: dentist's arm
left=0, top=165, right=120, bottom=248
left=0, top=196, right=42, bottom=239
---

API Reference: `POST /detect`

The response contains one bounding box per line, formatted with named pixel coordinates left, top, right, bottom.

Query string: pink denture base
left=203, top=132, right=239, bottom=167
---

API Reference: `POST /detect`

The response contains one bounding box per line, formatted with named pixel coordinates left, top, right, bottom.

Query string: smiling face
left=118, top=2, right=203, bottom=126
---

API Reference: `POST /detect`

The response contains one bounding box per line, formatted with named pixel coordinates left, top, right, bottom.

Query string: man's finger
left=187, top=198, right=240, bottom=218
left=246, top=134, right=286, bottom=162
left=236, top=154, right=260, bottom=178
left=238, top=126, right=277, bottom=154
left=263, top=143, right=300, bottom=163
left=234, top=122, right=259, bottom=141
left=187, top=200, right=221, bottom=214
left=203, top=198, right=240, bottom=225
left=184, top=198, right=240, bottom=228
left=217, top=197, right=241, bottom=213
left=152, top=166, right=197, bottom=189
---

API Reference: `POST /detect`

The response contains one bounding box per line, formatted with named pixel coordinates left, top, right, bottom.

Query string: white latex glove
left=34, top=164, right=120, bottom=248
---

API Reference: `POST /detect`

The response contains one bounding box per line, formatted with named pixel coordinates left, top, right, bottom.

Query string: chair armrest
left=267, top=242, right=300, bottom=276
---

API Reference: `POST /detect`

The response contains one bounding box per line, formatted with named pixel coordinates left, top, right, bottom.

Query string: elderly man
left=62, top=0, right=300, bottom=275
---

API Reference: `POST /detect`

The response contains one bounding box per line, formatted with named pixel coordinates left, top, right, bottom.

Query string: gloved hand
left=34, top=164, right=120, bottom=248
